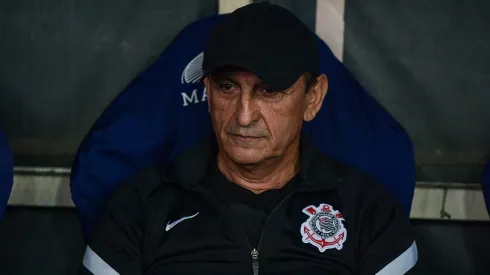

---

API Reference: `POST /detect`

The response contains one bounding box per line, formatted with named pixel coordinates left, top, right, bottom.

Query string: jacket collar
left=160, top=132, right=342, bottom=191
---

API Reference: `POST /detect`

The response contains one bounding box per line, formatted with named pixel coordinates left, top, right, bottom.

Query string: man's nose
left=235, top=91, right=260, bottom=126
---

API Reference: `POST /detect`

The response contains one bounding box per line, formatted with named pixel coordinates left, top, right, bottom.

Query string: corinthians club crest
left=301, top=204, right=347, bottom=252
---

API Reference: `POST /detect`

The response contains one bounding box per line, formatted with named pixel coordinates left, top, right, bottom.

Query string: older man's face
left=204, top=67, right=316, bottom=166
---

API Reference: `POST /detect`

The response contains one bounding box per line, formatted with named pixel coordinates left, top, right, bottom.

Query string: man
left=81, top=2, right=417, bottom=274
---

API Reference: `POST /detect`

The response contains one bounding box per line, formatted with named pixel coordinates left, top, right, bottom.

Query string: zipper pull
left=251, top=248, right=259, bottom=275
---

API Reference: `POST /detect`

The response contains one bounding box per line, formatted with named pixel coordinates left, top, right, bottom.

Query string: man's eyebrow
left=210, top=72, right=245, bottom=87
left=209, top=71, right=268, bottom=89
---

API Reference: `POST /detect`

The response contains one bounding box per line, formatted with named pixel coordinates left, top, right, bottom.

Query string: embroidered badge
left=300, top=204, right=347, bottom=252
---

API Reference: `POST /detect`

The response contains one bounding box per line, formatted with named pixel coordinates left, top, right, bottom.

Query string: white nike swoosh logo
left=165, top=212, right=199, bottom=231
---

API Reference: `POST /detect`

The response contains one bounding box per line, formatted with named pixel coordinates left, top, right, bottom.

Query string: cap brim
left=203, top=54, right=303, bottom=91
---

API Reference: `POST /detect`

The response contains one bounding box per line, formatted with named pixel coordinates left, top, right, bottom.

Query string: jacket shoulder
left=109, top=165, right=170, bottom=204
left=314, top=152, right=400, bottom=204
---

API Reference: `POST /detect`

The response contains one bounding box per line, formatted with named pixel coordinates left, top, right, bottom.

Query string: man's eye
left=258, top=86, right=285, bottom=102
left=260, top=87, right=280, bottom=96
left=219, top=83, right=234, bottom=91
left=262, top=87, right=274, bottom=94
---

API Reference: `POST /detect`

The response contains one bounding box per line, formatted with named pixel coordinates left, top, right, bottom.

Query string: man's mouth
left=229, top=133, right=263, bottom=142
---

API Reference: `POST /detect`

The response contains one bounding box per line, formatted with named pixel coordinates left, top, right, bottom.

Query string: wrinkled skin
left=204, top=67, right=328, bottom=192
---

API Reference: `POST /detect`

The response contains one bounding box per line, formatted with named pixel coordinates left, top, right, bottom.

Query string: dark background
left=0, top=0, right=218, bottom=166
left=1, top=0, right=489, bottom=182
left=344, top=0, right=490, bottom=182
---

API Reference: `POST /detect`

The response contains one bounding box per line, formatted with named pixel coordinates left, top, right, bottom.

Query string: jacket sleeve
left=358, top=185, right=418, bottom=275
left=79, top=171, right=148, bottom=275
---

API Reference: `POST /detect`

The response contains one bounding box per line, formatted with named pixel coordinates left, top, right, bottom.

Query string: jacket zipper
left=193, top=187, right=261, bottom=274
left=251, top=248, right=259, bottom=275
left=192, top=186, right=310, bottom=275
left=249, top=192, right=295, bottom=275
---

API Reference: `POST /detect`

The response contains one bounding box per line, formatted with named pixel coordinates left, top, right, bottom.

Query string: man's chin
left=226, top=147, right=265, bottom=166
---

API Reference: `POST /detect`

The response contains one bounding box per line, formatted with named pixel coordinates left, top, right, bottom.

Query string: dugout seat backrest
left=0, top=127, right=13, bottom=220
left=70, top=15, right=416, bottom=241
left=482, top=160, right=490, bottom=214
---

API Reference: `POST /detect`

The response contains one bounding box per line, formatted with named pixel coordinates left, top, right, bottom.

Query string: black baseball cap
left=202, top=2, right=320, bottom=91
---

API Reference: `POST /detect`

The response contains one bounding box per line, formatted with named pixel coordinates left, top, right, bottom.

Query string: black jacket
left=80, top=136, right=417, bottom=275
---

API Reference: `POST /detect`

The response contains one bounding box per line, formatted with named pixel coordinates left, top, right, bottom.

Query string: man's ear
left=303, top=74, right=328, bottom=122
left=204, top=77, right=211, bottom=113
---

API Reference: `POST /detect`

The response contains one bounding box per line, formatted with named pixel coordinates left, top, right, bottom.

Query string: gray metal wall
left=343, top=0, right=490, bottom=181
left=0, top=0, right=218, bottom=166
